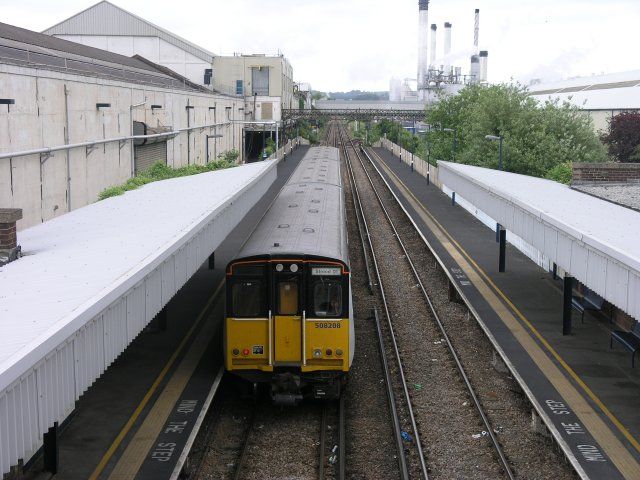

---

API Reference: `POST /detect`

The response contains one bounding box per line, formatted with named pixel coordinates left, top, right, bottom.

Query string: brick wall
left=572, top=162, right=640, bottom=184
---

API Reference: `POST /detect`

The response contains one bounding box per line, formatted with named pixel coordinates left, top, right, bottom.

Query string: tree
left=601, top=112, right=640, bottom=163
left=425, top=83, right=606, bottom=177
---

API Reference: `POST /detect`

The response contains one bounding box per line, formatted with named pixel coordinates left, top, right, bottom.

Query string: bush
left=601, top=112, right=640, bottom=162
left=97, top=157, right=237, bottom=201
left=545, top=162, right=572, bottom=184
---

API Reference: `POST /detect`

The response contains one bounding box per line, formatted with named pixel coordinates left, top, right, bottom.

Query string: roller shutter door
left=134, top=142, right=167, bottom=174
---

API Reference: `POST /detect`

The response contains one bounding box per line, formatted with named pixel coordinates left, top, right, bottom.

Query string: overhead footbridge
left=0, top=161, right=277, bottom=475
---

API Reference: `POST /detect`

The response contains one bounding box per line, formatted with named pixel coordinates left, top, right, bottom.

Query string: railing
left=0, top=121, right=234, bottom=161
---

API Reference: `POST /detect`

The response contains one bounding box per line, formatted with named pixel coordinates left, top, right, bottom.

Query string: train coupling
left=272, top=392, right=304, bottom=406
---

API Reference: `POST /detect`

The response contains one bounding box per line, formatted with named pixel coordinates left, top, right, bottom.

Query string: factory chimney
left=429, top=24, right=437, bottom=70
left=417, top=0, right=430, bottom=90
left=474, top=9, right=480, bottom=54
left=479, top=50, right=488, bottom=82
left=444, top=22, right=452, bottom=76
left=470, top=54, right=480, bottom=83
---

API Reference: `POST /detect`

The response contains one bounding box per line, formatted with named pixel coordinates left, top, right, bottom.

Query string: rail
left=338, top=124, right=416, bottom=479
left=359, top=144, right=516, bottom=480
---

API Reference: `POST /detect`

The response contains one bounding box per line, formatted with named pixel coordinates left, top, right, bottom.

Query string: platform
left=22, top=146, right=309, bottom=479
left=368, top=146, right=640, bottom=480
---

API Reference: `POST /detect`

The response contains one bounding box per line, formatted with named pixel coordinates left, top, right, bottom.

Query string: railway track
left=336, top=120, right=515, bottom=480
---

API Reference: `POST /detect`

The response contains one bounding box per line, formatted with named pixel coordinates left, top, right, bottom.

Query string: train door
left=273, top=265, right=304, bottom=364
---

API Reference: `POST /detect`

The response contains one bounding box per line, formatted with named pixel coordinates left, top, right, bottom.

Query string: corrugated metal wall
left=0, top=165, right=277, bottom=475
left=438, top=165, right=640, bottom=321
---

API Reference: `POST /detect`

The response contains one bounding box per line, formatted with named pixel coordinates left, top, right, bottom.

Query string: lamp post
left=485, top=134, right=503, bottom=170
left=442, top=127, right=457, bottom=162
left=485, top=134, right=505, bottom=244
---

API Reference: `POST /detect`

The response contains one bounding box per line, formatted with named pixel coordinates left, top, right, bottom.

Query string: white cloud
left=2, top=0, right=639, bottom=90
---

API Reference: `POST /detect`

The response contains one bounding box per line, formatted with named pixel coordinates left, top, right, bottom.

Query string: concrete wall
left=572, top=162, right=640, bottom=184
left=0, top=63, right=242, bottom=230
left=54, top=34, right=212, bottom=89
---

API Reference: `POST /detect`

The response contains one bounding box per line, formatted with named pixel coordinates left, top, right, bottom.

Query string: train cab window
left=278, top=281, right=299, bottom=315
left=232, top=280, right=263, bottom=317
left=313, top=281, right=342, bottom=317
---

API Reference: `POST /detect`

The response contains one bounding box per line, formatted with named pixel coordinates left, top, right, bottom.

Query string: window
left=278, top=281, right=298, bottom=315
left=236, top=80, right=244, bottom=96
left=251, top=67, right=269, bottom=96
left=313, top=281, right=342, bottom=317
left=232, top=280, right=263, bottom=317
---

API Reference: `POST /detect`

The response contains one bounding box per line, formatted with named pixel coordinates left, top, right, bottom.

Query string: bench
left=611, top=323, right=640, bottom=367
left=571, top=290, right=605, bottom=323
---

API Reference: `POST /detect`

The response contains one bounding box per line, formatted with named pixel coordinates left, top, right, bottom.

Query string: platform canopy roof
left=438, top=161, right=640, bottom=320
left=0, top=160, right=276, bottom=476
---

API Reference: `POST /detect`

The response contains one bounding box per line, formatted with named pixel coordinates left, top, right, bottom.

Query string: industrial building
left=529, top=70, right=640, bottom=132
left=43, top=1, right=215, bottom=90
left=0, top=21, right=242, bottom=230
left=43, top=0, right=297, bottom=160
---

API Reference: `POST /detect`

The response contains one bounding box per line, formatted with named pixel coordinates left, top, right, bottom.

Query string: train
left=224, top=146, right=353, bottom=405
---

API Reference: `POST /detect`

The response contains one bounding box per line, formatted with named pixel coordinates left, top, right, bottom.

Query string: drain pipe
left=64, top=85, right=71, bottom=211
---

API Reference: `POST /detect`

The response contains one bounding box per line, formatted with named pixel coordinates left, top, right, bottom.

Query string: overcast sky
left=3, top=0, right=640, bottom=91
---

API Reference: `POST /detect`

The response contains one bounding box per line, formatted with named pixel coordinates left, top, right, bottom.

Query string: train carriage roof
left=236, top=146, right=348, bottom=265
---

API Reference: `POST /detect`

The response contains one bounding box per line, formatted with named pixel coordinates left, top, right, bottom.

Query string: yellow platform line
left=370, top=149, right=640, bottom=479
left=89, top=280, right=224, bottom=480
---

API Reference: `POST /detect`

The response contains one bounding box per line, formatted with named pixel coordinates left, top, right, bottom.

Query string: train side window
left=313, top=281, right=342, bottom=317
left=232, top=280, right=263, bottom=317
left=278, top=281, right=299, bottom=315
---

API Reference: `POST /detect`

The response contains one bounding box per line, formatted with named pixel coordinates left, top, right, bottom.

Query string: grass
left=98, top=151, right=238, bottom=201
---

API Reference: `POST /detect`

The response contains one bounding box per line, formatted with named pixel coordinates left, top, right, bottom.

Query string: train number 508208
left=314, top=322, right=341, bottom=329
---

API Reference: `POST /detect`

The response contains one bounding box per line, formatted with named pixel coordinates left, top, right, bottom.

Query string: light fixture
left=96, top=103, right=111, bottom=109
left=151, top=104, right=163, bottom=110
left=0, top=99, right=15, bottom=112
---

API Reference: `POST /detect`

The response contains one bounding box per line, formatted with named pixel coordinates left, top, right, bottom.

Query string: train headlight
left=232, top=348, right=239, bottom=356
left=275, top=263, right=284, bottom=272
left=290, top=264, right=298, bottom=272
left=336, top=349, right=343, bottom=357
left=242, top=348, right=250, bottom=356
left=313, top=348, right=322, bottom=358
left=325, top=348, right=333, bottom=356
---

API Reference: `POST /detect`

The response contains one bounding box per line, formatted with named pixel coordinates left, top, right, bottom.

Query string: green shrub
left=98, top=185, right=126, bottom=200
left=545, top=162, right=572, bottom=184
left=97, top=158, right=236, bottom=201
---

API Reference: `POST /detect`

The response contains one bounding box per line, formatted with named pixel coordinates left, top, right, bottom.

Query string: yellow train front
left=224, top=146, right=353, bottom=405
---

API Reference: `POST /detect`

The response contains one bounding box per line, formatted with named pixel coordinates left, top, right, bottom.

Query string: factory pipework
left=430, top=24, right=437, bottom=69
left=444, top=22, right=452, bottom=75
left=417, top=0, right=429, bottom=89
